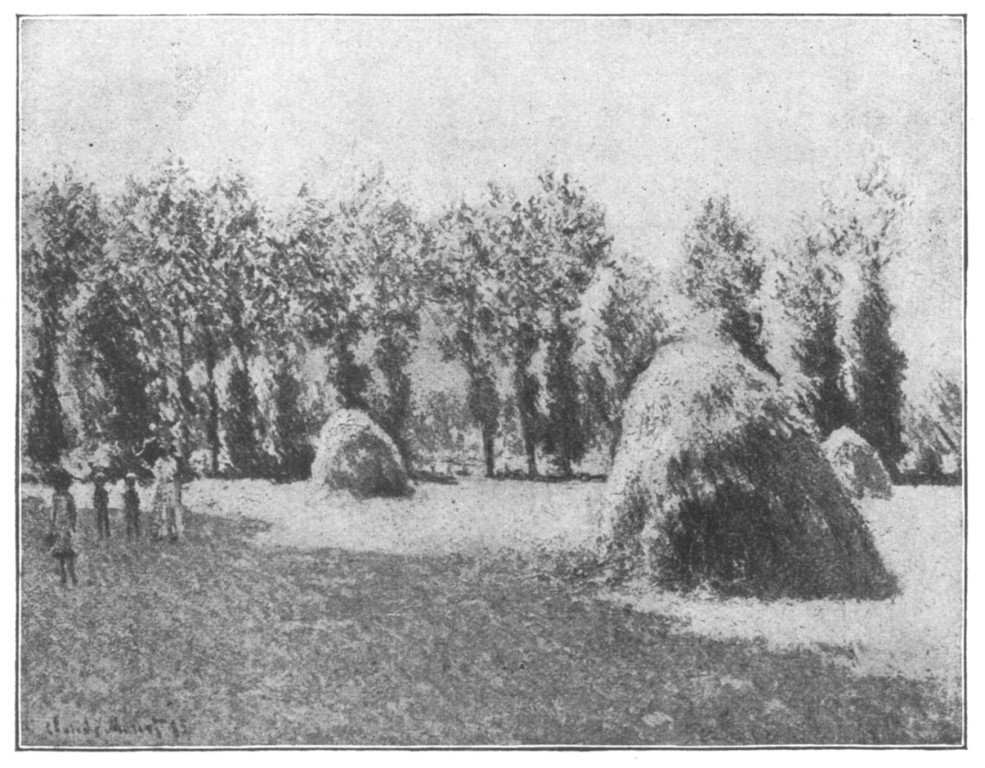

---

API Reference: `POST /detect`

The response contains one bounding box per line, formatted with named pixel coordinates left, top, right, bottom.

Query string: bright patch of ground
left=611, top=486, right=964, bottom=693
left=19, top=477, right=963, bottom=745
left=182, top=478, right=963, bottom=691
left=184, top=477, right=605, bottom=557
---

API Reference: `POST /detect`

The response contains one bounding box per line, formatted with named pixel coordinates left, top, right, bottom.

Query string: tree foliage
left=283, top=184, right=372, bottom=411
left=341, top=170, right=429, bottom=468
left=111, top=159, right=208, bottom=464
left=19, top=156, right=932, bottom=484
left=851, top=263, right=908, bottom=476
left=485, top=185, right=547, bottom=476
left=681, top=196, right=778, bottom=380
left=903, top=370, right=961, bottom=481
left=75, top=279, right=156, bottom=464
left=270, top=353, right=316, bottom=481
left=783, top=159, right=911, bottom=474
left=527, top=170, right=612, bottom=476
left=199, top=173, right=272, bottom=475
left=585, top=256, right=674, bottom=457
left=428, top=200, right=505, bottom=477
left=774, top=231, right=853, bottom=437
left=22, top=170, right=106, bottom=469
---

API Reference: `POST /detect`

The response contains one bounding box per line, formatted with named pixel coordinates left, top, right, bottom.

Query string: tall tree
left=542, top=319, right=584, bottom=476
left=257, top=223, right=318, bottom=481
left=24, top=331, right=68, bottom=469
left=21, top=169, right=106, bottom=469
left=774, top=232, right=854, bottom=436
left=681, top=196, right=778, bottom=380
left=224, top=364, right=263, bottom=476
left=111, top=159, right=207, bottom=465
left=75, top=278, right=156, bottom=469
left=339, top=170, right=428, bottom=469
left=529, top=170, right=612, bottom=477
left=798, top=299, right=853, bottom=436
left=428, top=202, right=504, bottom=478
left=817, top=158, right=910, bottom=477
left=490, top=185, right=547, bottom=476
left=284, top=184, right=372, bottom=412
left=586, top=255, right=672, bottom=458
left=903, top=369, right=961, bottom=480
left=269, top=347, right=316, bottom=481
left=201, top=173, right=269, bottom=476
left=851, top=261, right=908, bottom=476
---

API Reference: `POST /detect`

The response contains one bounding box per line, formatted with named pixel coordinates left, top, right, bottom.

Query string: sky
left=18, top=15, right=965, bottom=388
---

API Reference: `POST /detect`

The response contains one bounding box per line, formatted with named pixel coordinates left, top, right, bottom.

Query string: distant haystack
left=311, top=410, right=412, bottom=498
left=823, top=427, right=893, bottom=500
left=599, top=337, right=896, bottom=600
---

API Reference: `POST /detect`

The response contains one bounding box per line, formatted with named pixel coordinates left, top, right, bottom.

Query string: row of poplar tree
left=21, top=157, right=910, bottom=481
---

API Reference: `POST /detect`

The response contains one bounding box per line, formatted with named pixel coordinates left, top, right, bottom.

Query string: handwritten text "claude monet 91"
left=43, top=714, right=191, bottom=741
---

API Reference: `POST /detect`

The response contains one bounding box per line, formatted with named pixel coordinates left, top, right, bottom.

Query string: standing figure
left=123, top=472, right=141, bottom=540
left=48, top=470, right=79, bottom=587
left=93, top=472, right=110, bottom=539
left=151, top=455, right=183, bottom=542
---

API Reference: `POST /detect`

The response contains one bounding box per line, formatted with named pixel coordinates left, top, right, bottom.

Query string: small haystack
left=823, top=427, right=893, bottom=500
left=599, top=337, right=896, bottom=599
left=310, top=409, right=412, bottom=498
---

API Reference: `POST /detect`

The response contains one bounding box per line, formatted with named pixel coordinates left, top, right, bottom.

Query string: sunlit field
left=19, top=479, right=962, bottom=746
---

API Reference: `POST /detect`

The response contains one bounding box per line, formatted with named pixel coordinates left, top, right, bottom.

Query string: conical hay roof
left=600, top=337, right=896, bottom=599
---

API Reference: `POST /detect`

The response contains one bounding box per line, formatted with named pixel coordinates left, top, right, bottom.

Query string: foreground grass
left=19, top=502, right=962, bottom=746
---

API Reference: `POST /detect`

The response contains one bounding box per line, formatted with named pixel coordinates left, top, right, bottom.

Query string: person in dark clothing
left=123, top=472, right=141, bottom=541
left=49, top=469, right=79, bottom=587
left=93, top=472, right=110, bottom=539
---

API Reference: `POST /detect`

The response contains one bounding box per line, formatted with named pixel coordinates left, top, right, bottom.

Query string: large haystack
left=310, top=410, right=412, bottom=498
left=823, top=427, right=893, bottom=500
left=599, top=337, right=896, bottom=600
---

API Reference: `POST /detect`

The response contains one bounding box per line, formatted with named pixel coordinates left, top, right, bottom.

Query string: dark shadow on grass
left=494, top=470, right=608, bottom=483
left=18, top=502, right=962, bottom=748
left=409, top=470, right=459, bottom=485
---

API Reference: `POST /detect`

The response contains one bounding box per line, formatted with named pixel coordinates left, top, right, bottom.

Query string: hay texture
left=310, top=409, right=412, bottom=498
left=599, top=337, right=896, bottom=600
left=822, top=427, right=893, bottom=500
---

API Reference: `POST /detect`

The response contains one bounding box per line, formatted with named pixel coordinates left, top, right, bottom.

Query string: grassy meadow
left=18, top=478, right=963, bottom=747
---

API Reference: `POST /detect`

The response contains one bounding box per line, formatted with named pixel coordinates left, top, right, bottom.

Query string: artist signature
left=41, top=714, right=191, bottom=741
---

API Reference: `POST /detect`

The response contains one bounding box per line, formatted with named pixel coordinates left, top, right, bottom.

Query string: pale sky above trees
left=19, top=15, right=964, bottom=385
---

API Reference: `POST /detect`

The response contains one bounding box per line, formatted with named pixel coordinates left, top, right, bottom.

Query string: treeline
left=21, top=156, right=951, bottom=483
left=21, top=161, right=624, bottom=481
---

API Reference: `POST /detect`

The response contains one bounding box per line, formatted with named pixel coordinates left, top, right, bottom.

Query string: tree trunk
left=513, top=321, right=540, bottom=477
left=482, top=425, right=496, bottom=479
left=227, top=342, right=261, bottom=476
left=557, top=453, right=573, bottom=479
left=545, top=309, right=580, bottom=480
left=376, top=339, right=414, bottom=475
left=234, top=341, right=253, bottom=402
left=174, top=317, right=192, bottom=465
left=202, top=326, right=220, bottom=475
left=26, top=330, right=68, bottom=468
left=513, top=364, right=539, bottom=477
left=525, top=442, right=538, bottom=477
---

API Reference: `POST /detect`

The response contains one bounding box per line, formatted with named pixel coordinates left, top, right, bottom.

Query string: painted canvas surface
left=17, top=14, right=964, bottom=748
